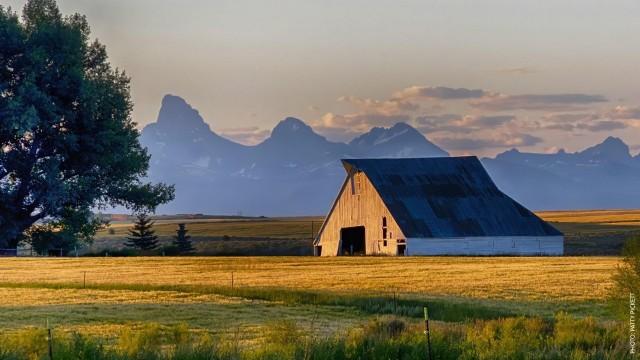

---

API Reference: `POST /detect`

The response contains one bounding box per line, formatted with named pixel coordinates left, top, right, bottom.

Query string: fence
left=0, top=248, right=18, bottom=257
left=0, top=247, right=66, bottom=257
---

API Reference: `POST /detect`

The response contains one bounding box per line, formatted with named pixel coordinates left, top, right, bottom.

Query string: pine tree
left=173, top=223, right=194, bottom=254
left=125, top=214, right=158, bottom=250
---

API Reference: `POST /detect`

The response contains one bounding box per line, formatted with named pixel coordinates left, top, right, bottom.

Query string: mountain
left=141, top=95, right=250, bottom=177
left=140, top=95, right=447, bottom=215
left=140, top=94, right=640, bottom=215
left=349, top=122, right=449, bottom=158
left=482, top=137, right=640, bottom=210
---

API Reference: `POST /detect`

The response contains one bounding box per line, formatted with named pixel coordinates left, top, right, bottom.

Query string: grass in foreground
left=0, top=315, right=629, bottom=360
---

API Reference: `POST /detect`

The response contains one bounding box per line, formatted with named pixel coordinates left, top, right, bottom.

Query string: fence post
left=424, top=306, right=432, bottom=360
left=83, top=271, right=86, bottom=289
left=231, top=271, right=234, bottom=289
left=46, top=319, right=53, bottom=360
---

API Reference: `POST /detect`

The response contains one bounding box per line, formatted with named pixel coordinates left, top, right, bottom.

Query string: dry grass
left=86, top=210, right=640, bottom=256
left=539, top=209, right=640, bottom=225
left=98, top=218, right=323, bottom=239
left=0, top=256, right=617, bottom=301
left=0, top=286, right=362, bottom=339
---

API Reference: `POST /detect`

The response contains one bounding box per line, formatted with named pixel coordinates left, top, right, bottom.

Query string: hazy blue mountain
left=349, top=122, right=449, bottom=158
left=141, top=95, right=640, bottom=215
left=140, top=95, right=447, bottom=215
left=482, top=136, right=640, bottom=210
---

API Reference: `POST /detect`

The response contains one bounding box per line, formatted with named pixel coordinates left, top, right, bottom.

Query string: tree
left=0, top=0, right=174, bottom=249
left=610, top=236, right=640, bottom=318
left=125, top=213, right=158, bottom=251
left=173, top=223, right=194, bottom=254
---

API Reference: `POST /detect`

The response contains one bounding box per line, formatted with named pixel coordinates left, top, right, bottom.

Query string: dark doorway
left=340, top=226, right=366, bottom=255
left=397, top=244, right=406, bottom=256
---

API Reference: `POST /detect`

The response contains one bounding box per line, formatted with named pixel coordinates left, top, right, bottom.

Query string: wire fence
left=0, top=247, right=66, bottom=257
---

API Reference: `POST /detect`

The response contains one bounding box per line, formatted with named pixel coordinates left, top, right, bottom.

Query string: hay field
left=0, top=256, right=617, bottom=301
left=86, top=210, right=640, bottom=255
left=0, top=256, right=619, bottom=342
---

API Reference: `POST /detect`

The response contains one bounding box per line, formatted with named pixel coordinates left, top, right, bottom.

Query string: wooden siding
left=405, top=236, right=564, bottom=256
left=316, top=171, right=405, bottom=256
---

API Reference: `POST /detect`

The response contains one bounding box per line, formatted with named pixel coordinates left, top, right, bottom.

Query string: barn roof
left=341, top=157, right=562, bottom=238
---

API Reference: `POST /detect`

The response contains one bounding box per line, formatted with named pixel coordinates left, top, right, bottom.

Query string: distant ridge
left=140, top=94, right=640, bottom=215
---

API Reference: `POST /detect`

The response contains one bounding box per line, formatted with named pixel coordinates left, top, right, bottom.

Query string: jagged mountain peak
left=578, top=136, right=631, bottom=160
left=270, top=117, right=317, bottom=139
left=155, top=94, right=212, bottom=134
left=349, top=122, right=448, bottom=157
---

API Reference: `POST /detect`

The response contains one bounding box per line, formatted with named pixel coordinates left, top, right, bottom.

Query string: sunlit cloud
left=393, top=86, right=488, bottom=100
left=415, top=114, right=516, bottom=133
left=607, top=105, right=640, bottom=120
left=219, top=126, right=270, bottom=145
left=433, top=132, right=543, bottom=151
left=471, top=93, right=608, bottom=111
left=497, top=66, right=538, bottom=75
left=338, top=95, right=419, bottom=115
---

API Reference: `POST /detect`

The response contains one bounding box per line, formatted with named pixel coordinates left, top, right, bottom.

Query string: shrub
left=118, top=323, right=163, bottom=358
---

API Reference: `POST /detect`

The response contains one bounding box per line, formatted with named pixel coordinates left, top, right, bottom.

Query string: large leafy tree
left=0, top=0, right=174, bottom=249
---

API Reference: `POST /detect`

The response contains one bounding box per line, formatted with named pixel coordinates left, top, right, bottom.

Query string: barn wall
left=316, top=171, right=405, bottom=256
left=405, top=236, right=564, bottom=256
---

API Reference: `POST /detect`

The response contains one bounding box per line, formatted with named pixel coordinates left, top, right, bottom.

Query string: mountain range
left=140, top=94, right=640, bottom=215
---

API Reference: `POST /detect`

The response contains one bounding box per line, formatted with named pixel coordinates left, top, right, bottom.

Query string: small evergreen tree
left=125, top=214, right=158, bottom=251
left=173, top=223, right=194, bottom=254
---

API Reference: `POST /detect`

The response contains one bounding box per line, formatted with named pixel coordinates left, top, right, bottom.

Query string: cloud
left=312, top=112, right=411, bottom=142
left=338, top=96, right=419, bottom=115
left=433, top=132, right=543, bottom=151
left=471, top=93, right=608, bottom=111
left=393, top=86, right=488, bottom=100
left=607, top=105, right=640, bottom=120
left=497, top=66, right=537, bottom=75
left=415, top=114, right=516, bottom=133
left=531, top=112, right=628, bottom=132
left=219, top=126, right=270, bottom=145
left=577, top=120, right=627, bottom=132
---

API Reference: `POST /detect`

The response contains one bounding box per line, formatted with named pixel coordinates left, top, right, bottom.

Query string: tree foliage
left=610, top=236, right=640, bottom=318
left=125, top=213, right=158, bottom=251
left=0, top=0, right=174, bottom=248
left=173, top=223, right=194, bottom=254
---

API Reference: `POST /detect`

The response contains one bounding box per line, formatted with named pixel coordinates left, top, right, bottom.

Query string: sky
left=6, top=0, right=640, bottom=156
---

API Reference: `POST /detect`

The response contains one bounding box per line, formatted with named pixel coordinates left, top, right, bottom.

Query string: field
left=0, top=257, right=619, bottom=337
left=84, top=209, right=640, bottom=256
left=0, top=210, right=635, bottom=358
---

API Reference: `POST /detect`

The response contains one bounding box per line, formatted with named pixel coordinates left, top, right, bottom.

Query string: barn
left=313, top=157, right=563, bottom=256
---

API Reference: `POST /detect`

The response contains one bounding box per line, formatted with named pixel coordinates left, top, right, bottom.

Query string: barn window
left=383, top=240, right=388, bottom=247
left=382, top=216, right=388, bottom=239
left=351, top=173, right=362, bottom=195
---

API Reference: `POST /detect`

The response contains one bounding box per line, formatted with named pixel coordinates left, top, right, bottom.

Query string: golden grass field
left=0, top=255, right=620, bottom=340
left=1, top=209, right=635, bottom=342
left=0, top=256, right=617, bottom=301
left=95, top=209, right=640, bottom=239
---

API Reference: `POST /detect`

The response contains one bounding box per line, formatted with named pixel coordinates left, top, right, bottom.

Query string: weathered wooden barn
left=313, top=157, right=563, bottom=256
